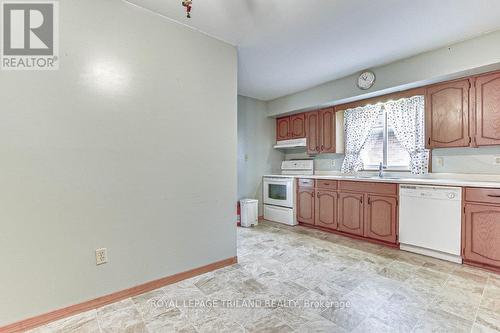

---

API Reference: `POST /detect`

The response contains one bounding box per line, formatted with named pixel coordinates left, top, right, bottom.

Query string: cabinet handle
left=427, top=137, right=431, bottom=146
left=360, top=197, right=363, bottom=204
left=487, top=194, right=500, bottom=198
left=321, top=145, right=324, bottom=151
left=368, top=197, right=371, bottom=205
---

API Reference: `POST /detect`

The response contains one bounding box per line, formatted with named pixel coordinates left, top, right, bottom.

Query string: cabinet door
left=338, top=192, right=364, bottom=236
left=297, top=188, right=315, bottom=225
left=319, top=107, right=336, bottom=153
left=475, top=72, right=500, bottom=146
left=290, top=114, right=306, bottom=138
left=463, top=204, right=500, bottom=268
left=425, top=80, right=470, bottom=148
left=315, top=190, right=337, bottom=229
left=365, top=195, right=397, bottom=243
left=276, top=117, right=290, bottom=141
left=306, top=111, right=320, bottom=155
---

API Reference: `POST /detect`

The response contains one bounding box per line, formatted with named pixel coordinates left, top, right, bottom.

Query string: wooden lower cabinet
left=463, top=203, right=500, bottom=269
left=338, top=192, right=364, bottom=236
left=365, top=195, right=397, bottom=243
left=315, top=190, right=337, bottom=229
left=297, top=187, right=315, bottom=225
left=297, top=180, right=398, bottom=246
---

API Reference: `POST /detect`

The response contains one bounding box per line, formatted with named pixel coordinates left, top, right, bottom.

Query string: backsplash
left=285, top=146, right=500, bottom=174
left=431, top=146, right=500, bottom=174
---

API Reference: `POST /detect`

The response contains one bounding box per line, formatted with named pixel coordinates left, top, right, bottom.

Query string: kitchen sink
left=355, top=175, right=400, bottom=180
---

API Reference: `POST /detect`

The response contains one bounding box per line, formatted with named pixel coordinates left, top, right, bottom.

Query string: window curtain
left=341, top=104, right=382, bottom=173
left=385, top=95, right=429, bottom=174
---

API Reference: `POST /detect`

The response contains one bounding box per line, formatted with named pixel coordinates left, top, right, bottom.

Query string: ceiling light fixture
left=182, top=0, right=192, bottom=18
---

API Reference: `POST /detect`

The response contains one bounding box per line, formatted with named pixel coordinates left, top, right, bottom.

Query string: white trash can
left=240, top=199, right=258, bottom=227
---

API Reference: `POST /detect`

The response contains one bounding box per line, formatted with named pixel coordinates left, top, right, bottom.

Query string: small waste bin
left=240, top=199, right=258, bottom=227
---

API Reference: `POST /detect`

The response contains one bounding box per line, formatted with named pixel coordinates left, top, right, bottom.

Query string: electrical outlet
left=331, top=160, right=336, bottom=168
left=494, top=156, right=500, bottom=165
left=95, top=248, right=108, bottom=265
left=436, top=157, right=444, bottom=167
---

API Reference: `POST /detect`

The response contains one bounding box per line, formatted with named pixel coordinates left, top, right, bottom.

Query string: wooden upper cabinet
left=276, top=116, right=290, bottom=141
left=290, top=114, right=306, bottom=138
left=306, top=111, right=320, bottom=155
left=319, top=107, right=336, bottom=153
left=365, top=195, right=397, bottom=244
left=338, top=192, right=364, bottom=236
left=475, top=72, right=500, bottom=146
left=425, top=79, right=471, bottom=148
left=315, top=190, right=337, bottom=230
left=463, top=204, right=500, bottom=268
left=297, top=187, right=315, bottom=225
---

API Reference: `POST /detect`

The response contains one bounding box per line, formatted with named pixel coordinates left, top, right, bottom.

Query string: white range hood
left=273, top=138, right=307, bottom=149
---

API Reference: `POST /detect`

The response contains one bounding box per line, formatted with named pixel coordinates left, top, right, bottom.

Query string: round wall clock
left=357, top=71, right=376, bottom=90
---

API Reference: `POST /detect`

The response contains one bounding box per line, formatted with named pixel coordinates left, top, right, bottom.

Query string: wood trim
left=463, top=260, right=500, bottom=274
left=0, top=256, right=238, bottom=333
left=335, top=87, right=426, bottom=112
left=298, top=222, right=399, bottom=248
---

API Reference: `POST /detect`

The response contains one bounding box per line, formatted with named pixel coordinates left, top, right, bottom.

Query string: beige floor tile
left=97, top=305, right=147, bottom=333
left=430, top=290, right=482, bottom=321
left=370, top=301, right=426, bottom=332
left=243, top=313, right=292, bottom=333
left=472, top=322, right=500, bottom=333
left=351, top=316, right=401, bottom=333
left=475, top=307, right=500, bottom=332
left=412, top=308, right=472, bottom=333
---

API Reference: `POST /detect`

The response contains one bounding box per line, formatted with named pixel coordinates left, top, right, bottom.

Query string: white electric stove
left=263, top=160, right=313, bottom=225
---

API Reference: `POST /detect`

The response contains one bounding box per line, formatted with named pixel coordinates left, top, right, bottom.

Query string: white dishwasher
left=399, top=184, right=462, bottom=263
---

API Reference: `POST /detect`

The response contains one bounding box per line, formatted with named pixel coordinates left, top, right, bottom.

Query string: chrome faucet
left=378, top=162, right=384, bottom=178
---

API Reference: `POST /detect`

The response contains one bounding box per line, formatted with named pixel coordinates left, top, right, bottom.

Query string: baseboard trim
left=0, top=256, right=237, bottom=333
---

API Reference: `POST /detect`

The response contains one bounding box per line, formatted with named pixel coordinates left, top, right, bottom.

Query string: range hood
left=273, top=138, right=307, bottom=149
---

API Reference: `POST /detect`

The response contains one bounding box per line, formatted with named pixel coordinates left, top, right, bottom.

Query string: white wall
left=238, top=96, right=283, bottom=215
left=0, top=0, right=237, bottom=325
left=267, top=30, right=500, bottom=116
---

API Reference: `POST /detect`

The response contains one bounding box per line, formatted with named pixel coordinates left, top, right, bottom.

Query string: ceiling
left=126, top=0, right=500, bottom=101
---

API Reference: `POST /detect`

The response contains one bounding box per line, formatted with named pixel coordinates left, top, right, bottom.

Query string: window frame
left=361, top=106, right=411, bottom=172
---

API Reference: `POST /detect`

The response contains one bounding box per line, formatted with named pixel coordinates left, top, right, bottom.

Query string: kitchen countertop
left=264, top=172, right=500, bottom=188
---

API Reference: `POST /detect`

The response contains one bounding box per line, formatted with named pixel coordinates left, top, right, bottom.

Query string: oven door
left=263, top=177, right=294, bottom=208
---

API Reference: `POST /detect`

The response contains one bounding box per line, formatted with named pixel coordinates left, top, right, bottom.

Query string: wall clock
left=357, top=71, right=376, bottom=90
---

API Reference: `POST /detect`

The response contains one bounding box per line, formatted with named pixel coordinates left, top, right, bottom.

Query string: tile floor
left=29, top=221, right=500, bottom=332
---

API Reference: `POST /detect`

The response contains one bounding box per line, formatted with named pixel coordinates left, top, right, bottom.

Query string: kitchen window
left=360, top=106, right=412, bottom=170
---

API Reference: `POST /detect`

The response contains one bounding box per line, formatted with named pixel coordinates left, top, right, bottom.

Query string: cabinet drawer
left=316, top=180, right=337, bottom=190
left=298, top=178, right=314, bottom=188
left=465, top=188, right=500, bottom=204
left=339, top=181, right=397, bottom=196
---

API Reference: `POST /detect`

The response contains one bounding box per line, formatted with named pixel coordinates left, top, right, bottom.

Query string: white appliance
left=240, top=199, right=258, bottom=227
left=263, top=159, right=314, bottom=226
left=281, top=160, right=314, bottom=175
left=274, top=138, right=307, bottom=149
left=399, top=185, right=462, bottom=263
